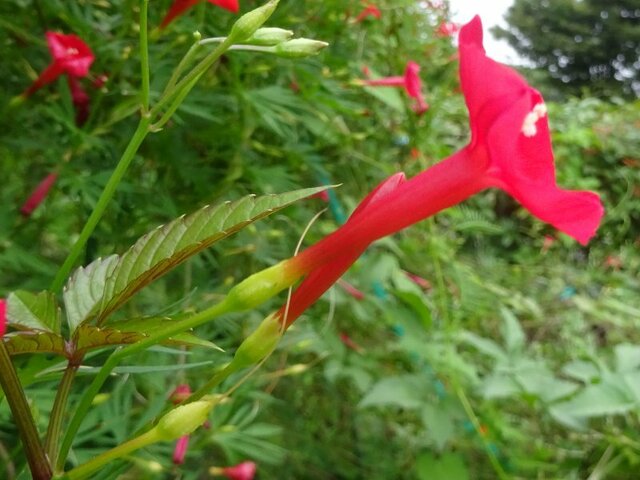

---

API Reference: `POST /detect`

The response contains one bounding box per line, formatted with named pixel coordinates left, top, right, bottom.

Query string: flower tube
left=363, top=61, right=428, bottom=113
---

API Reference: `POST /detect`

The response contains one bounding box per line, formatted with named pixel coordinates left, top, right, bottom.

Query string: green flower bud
left=229, top=0, right=280, bottom=43
left=232, top=313, right=282, bottom=369
left=225, top=260, right=300, bottom=311
left=156, top=400, right=214, bottom=441
left=247, top=27, right=294, bottom=46
left=274, top=38, right=329, bottom=58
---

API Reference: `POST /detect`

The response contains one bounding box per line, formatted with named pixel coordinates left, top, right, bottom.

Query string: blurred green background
left=0, top=0, right=639, bottom=478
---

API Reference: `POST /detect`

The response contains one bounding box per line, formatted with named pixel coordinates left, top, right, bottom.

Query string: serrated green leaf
left=64, top=187, right=329, bottom=332
left=74, top=322, right=222, bottom=355
left=7, top=290, right=61, bottom=333
left=4, top=332, right=66, bottom=357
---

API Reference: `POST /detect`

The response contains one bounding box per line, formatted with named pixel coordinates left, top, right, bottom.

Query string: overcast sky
left=447, top=0, right=521, bottom=64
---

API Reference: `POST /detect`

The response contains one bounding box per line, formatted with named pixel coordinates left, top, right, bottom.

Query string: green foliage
left=0, top=0, right=638, bottom=479
left=494, top=0, right=640, bottom=98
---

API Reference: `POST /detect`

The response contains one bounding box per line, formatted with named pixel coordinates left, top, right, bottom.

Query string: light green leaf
left=500, top=306, right=525, bottom=352
left=562, top=360, right=600, bottom=384
left=7, top=290, right=61, bottom=333
left=64, top=187, right=328, bottom=332
left=416, top=452, right=469, bottom=480
left=459, top=331, right=507, bottom=362
left=552, top=382, right=635, bottom=418
left=422, top=404, right=455, bottom=451
left=614, top=344, right=640, bottom=372
left=359, top=375, right=427, bottom=410
left=481, top=373, right=520, bottom=399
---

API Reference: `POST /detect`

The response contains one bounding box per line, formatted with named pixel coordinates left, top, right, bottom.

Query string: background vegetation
left=0, top=0, right=639, bottom=478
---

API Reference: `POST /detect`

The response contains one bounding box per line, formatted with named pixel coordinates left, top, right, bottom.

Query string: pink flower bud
left=222, top=461, right=257, bottom=480
left=20, top=173, right=58, bottom=217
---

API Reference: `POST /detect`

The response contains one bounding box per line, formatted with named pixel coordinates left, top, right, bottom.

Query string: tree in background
left=493, top=0, right=640, bottom=98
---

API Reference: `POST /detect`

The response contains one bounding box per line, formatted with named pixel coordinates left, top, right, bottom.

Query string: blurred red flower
left=160, top=0, right=239, bottom=29
left=355, top=4, right=381, bottom=22
left=221, top=461, right=257, bottom=480
left=24, top=32, right=94, bottom=97
left=20, top=173, right=58, bottom=217
left=362, top=61, right=428, bottom=114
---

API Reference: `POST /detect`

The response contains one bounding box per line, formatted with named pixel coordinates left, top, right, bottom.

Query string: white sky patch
left=447, top=0, right=523, bottom=64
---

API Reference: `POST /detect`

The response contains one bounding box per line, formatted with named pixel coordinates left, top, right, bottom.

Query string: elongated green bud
left=247, top=27, right=294, bottom=46
left=274, top=39, right=329, bottom=58
left=229, top=0, right=280, bottom=43
left=155, top=400, right=214, bottom=441
left=225, top=260, right=300, bottom=311
left=232, top=313, right=282, bottom=369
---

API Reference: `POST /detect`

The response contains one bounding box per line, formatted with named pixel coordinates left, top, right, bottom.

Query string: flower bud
left=229, top=0, right=280, bottom=43
left=274, top=39, right=329, bottom=58
left=247, top=27, right=294, bottom=46
left=232, top=313, right=282, bottom=369
left=225, top=260, right=300, bottom=311
left=156, top=400, right=213, bottom=441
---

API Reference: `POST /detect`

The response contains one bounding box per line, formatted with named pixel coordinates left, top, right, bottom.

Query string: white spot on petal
left=521, top=102, right=547, bottom=137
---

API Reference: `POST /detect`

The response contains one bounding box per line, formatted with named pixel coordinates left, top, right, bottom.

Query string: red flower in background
left=160, top=0, right=239, bottom=29
left=337, top=279, right=365, bottom=300
left=20, top=173, right=58, bottom=217
left=436, top=21, right=460, bottom=37
left=67, top=76, right=90, bottom=126
left=355, top=4, right=381, bottom=22
left=24, top=32, right=94, bottom=97
left=362, top=61, right=429, bottom=114
left=272, top=16, right=603, bottom=330
left=220, top=461, right=257, bottom=480
left=0, top=299, right=6, bottom=338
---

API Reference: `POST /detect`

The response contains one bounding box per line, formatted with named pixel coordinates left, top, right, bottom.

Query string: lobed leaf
left=64, top=186, right=329, bottom=332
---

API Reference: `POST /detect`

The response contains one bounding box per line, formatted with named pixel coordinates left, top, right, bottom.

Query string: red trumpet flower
left=160, top=0, right=239, bottom=29
left=274, top=16, right=603, bottom=329
left=362, top=61, right=429, bottom=114
left=355, top=4, right=381, bottom=22
left=20, top=173, right=58, bottom=217
left=24, top=32, right=94, bottom=97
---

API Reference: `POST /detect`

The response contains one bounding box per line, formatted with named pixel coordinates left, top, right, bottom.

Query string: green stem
left=45, top=363, right=79, bottom=469
left=0, top=342, right=52, bottom=480
left=150, top=75, right=199, bottom=131
left=150, top=36, right=234, bottom=117
left=139, top=0, right=150, bottom=112
left=188, top=363, right=240, bottom=403
left=163, top=35, right=202, bottom=96
left=455, top=384, right=509, bottom=480
left=50, top=117, right=152, bottom=293
left=56, top=299, right=232, bottom=470
left=62, top=428, right=159, bottom=480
